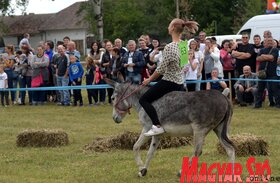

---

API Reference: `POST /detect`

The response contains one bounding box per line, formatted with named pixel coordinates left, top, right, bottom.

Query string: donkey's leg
left=138, top=135, right=161, bottom=177
left=191, top=129, right=208, bottom=158
left=133, top=128, right=150, bottom=172
left=213, top=124, right=235, bottom=163
left=178, top=130, right=207, bottom=177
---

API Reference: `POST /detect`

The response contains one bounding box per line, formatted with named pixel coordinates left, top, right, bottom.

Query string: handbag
left=258, top=68, right=267, bottom=79
left=31, top=73, right=43, bottom=87
left=257, top=48, right=273, bottom=79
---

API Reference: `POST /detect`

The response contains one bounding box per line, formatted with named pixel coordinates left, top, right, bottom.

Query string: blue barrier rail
left=0, top=78, right=279, bottom=91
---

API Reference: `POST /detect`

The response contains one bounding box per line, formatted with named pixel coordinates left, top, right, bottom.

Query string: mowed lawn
left=0, top=101, right=279, bottom=183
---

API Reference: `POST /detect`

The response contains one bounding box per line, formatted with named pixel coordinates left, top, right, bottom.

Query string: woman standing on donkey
left=139, top=18, right=198, bottom=136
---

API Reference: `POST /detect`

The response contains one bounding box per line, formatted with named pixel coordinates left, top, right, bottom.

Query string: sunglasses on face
left=242, top=37, right=248, bottom=39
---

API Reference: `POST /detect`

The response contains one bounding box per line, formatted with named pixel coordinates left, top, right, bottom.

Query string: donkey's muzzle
left=113, top=115, right=122, bottom=123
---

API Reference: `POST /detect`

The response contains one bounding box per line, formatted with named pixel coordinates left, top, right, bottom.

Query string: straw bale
left=84, top=131, right=193, bottom=152
left=17, top=129, right=69, bottom=147
left=217, top=134, right=269, bottom=157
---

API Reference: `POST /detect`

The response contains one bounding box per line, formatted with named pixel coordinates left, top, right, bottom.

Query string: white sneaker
left=144, top=125, right=165, bottom=136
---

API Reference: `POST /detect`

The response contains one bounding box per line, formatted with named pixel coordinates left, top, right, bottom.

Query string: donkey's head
left=105, top=79, right=134, bottom=124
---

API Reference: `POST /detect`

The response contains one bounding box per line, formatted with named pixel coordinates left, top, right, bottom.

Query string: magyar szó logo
left=180, top=157, right=271, bottom=183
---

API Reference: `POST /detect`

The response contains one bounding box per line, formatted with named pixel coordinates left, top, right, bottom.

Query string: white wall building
left=1, top=2, right=89, bottom=55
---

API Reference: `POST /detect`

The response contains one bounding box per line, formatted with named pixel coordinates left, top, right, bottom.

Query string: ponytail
left=171, top=18, right=199, bottom=34
left=183, top=21, right=199, bottom=34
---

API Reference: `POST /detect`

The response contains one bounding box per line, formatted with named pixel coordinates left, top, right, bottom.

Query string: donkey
left=106, top=79, right=235, bottom=177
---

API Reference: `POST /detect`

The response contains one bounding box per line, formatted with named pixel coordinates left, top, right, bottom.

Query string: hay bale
left=84, top=131, right=193, bottom=152
left=17, top=129, right=69, bottom=147
left=217, top=134, right=269, bottom=157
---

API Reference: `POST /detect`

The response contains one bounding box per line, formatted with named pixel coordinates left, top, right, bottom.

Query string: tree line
left=1, top=0, right=267, bottom=42
left=80, top=0, right=266, bottom=42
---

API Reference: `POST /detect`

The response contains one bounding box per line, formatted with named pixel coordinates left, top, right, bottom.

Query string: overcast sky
left=14, top=0, right=86, bottom=15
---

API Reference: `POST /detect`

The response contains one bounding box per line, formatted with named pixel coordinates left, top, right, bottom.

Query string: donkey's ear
left=104, top=78, right=116, bottom=88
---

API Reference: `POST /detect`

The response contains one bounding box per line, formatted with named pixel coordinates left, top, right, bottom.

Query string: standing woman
left=189, top=40, right=204, bottom=91
left=183, top=49, right=199, bottom=92
left=101, top=41, right=114, bottom=104
left=139, top=18, right=198, bottom=136
left=30, top=45, right=49, bottom=105
left=88, top=41, right=106, bottom=104
left=88, top=41, right=102, bottom=65
left=2, top=45, right=16, bottom=104
left=220, top=39, right=236, bottom=100
left=85, top=56, right=98, bottom=106
left=20, top=46, right=34, bottom=105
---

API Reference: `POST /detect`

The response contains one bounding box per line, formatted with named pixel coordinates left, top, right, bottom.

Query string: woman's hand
left=142, top=78, right=151, bottom=86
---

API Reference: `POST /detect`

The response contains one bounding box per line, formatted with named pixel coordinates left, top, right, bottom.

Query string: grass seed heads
left=16, top=129, right=69, bottom=147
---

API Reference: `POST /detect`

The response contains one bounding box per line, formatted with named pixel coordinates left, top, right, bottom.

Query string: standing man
left=19, top=33, right=31, bottom=49
left=114, top=38, right=127, bottom=57
left=44, top=40, right=55, bottom=101
left=253, top=34, right=263, bottom=72
left=66, top=41, right=81, bottom=61
left=122, top=40, right=145, bottom=84
left=63, top=36, right=71, bottom=48
left=231, top=33, right=255, bottom=76
left=56, top=45, right=70, bottom=106
left=198, top=31, right=206, bottom=52
left=254, top=37, right=280, bottom=108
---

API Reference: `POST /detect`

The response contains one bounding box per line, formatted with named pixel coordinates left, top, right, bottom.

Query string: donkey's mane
left=117, top=82, right=150, bottom=98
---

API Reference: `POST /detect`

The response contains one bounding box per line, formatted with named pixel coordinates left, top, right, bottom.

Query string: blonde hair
left=85, top=56, right=94, bottom=67
left=188, top=49, right=195, bottom=60
left=189, top=40, right=199, bottom=51
left=6, top=44, right=15, bottom=54
left=171, top=18, right=199, bottom=34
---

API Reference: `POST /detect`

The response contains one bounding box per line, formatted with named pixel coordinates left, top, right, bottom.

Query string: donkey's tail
left=221, top=97, right=235, bottom=149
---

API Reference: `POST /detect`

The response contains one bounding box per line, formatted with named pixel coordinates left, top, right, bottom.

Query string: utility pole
left=176, top=0, right=180, bottom=18
left=92, top=0, right=103, bottom=41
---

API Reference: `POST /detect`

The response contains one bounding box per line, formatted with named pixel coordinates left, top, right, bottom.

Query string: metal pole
left=228, top=72, right=232, bottom=104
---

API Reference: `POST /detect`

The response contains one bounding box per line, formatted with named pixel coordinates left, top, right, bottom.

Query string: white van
left=237, top=14, right=280, bottom=43
left=208, top=35, right=242, bottom=46
left=188, top=34, right=242, bottom=48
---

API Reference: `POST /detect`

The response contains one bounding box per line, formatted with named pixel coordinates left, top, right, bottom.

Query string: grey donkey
left=106, top=79, right=235, bottom=177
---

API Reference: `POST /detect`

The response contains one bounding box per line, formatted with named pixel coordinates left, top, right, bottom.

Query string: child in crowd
left=85, top=56, right=98, bottom=106
left=0, top=64, right=9, bottom=107
left=183, top=50, right=199, bottom=92
left=68, top=54, right=84, bottom=106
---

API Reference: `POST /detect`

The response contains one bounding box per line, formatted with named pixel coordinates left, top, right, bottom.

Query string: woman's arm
left=210, top=47, right=220, bottom=62
left=219, top=81, right=228, bottom=89
left=206, top=82, right=211, bottom=90
left=190, top=59, right=198, bottom=71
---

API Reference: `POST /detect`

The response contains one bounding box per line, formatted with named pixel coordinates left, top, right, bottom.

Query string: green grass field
left=0, top=101, right=279, bottom=183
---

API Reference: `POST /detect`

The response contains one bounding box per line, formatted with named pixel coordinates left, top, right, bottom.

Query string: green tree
left=183, top=0, right=266, bottom=35
left=231, top=0, right=267, bottom=33
left=0, top=0, right=29, bottom=15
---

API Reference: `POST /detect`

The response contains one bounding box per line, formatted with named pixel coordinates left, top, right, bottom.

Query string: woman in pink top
left=220, top=39, right=235, bottom=99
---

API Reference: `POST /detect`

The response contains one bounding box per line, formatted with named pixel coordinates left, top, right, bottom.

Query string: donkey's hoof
left=138, top=168, right=147, bottom=177
left=177, top=170, right=182, bottom=177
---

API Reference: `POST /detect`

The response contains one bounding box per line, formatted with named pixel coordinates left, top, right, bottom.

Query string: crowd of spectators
left=0, top=31, right=279, bottom=108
